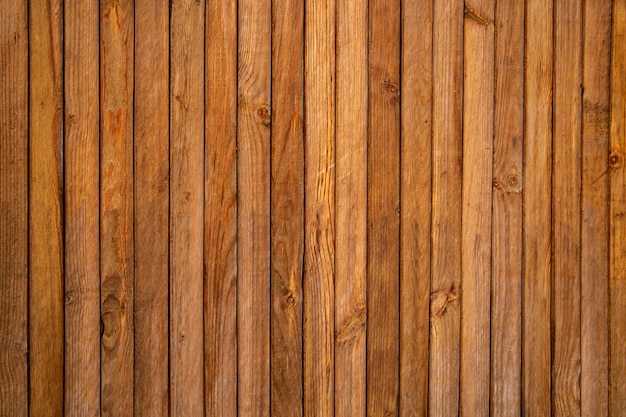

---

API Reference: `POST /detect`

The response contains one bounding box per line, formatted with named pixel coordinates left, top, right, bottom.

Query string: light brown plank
left=430, top=0, right=463, bottom=415
left=491, top=0, right=523, bottom=416
left=303, top=0, right=335, bottom=415
left=553, top=1, right=582, bottom=415
left=134, top=1, right=169, bottom=416
left=100, top=0, right=134, bottom=415
left=367, top=0, right=400, bottom=415
left=610, top=1, right=626, bottom=415
left=169, top=0, right=205, bottom=415
left=0, top=1, right=28, bottom=414
left=64, top=0, right=100, bottom=415
left=29, top=1, right=64, bottom=415
left=522, top=0, right=553, bottom=414
left=205, top=0, right=238, bottom=415
left=238, top=0, right=271, bottom=414
left=335, top=0, right=367, bottom=415
left=581, top=1, right=611, bottom=416
left=271, top=0, right=304, bottom=415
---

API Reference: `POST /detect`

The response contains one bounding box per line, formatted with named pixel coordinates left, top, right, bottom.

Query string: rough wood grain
left=271, top=0, right=304, bottom=416
left=29, top=1, right=64, bottom=415
left=134, top=1, right=169, bottom=416
left=205, top=0, right=238, bottom=415
left=64, top=0, right=100, bottom=415
left=100, top=0, right=134, bottom=415
left=0, top=1, right=28, bottom=415
left=335, top=0, right=367, bottom=416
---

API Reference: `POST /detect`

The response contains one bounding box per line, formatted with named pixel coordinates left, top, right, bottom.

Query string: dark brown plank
left=205, top=0, right=238, bottom=415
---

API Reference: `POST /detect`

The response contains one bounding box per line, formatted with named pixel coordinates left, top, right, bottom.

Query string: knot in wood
left=609, top=151, right=623, bottom=169
left=382, top=79, right=400, bottom=102
left=256, top=105, right=271, bottom=127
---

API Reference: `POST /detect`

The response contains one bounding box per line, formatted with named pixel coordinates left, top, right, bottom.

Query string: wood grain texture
left=553, top=1, right=582, bottom=415
left=430, top=0, right=463, bottom=415
left=491, top=1, right=523, bottom=416
left=0, top=1, right=28, bottom=415
left=205, top=0, right=238, bottom=415
left=335, top=0, right=367, bottom=416
left=303, top=0, right=335, bottom=415
left=64, top=0, right=100, bottom=415
left=169, top=1, right=205, bottom=415
left=581, top=1, right=611, bottom=416
left=523, top=0, right=553, bottom=414
left=238, top=0, right=271, bottom=415
left=271, top=0, right=304, bottom=415
left=134, top=1, right=169, bottom=416
left=100, top=0, right=134, bottom=415
left=28, top=1, right=64, bottom=415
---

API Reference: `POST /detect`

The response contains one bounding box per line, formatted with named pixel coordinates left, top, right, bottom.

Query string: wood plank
left=610, top=1, right=626, bottom=415
left=28, top=0, right=64, bottom=415
left=134, top=1, right=169, bottom=416
left=430, top=0, right=463, bottom=415
left=303, top=0, right=335, bottom=414
left=271, top=0, right=304, bottom=415
left=99, top=0, right=134, bottom=415
left=238, top=0, right=271, bottom=414
left=64, top=0, right=100, bottom=415
left=367, top=0, right=400, bottom=415
left=0, top=1, right=28, bottom=414
left=552, top=1, right=582, bottom=415
left=491, top=0, right=523, bottom=415
left=580, top=1, right=611, bottom=416
left=522, top=0, right=553, bottom=414
left=169, top=0, right=205, bottom=415
left=335, top=0, right=367, bottom=415
left=205, top=0, right=238, bottom=415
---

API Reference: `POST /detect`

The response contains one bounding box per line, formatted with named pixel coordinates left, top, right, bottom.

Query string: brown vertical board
left=581, top=1, right=611, bottom=416
left=100, top=0, right=134, bottom=415
left=238, top=0, right=271, bottom=414
left=553, top=1, right=582, bottom=415
left=64, top=0, right=100, bottom=415
left=29, top=0, right=64, bottom=415
left=0, top=0, right=28, bottom=414
left=430, top=0, right=463, bottom=415
left=461, top=2, right=494, bottom=416
left=491, top=1, right=523, bottom=416
left=303, top=0, right=335, bottom=415
left=367, top=0, right=400, bottom=415
left=523, top=0, right=552, bottom=414
left=335, top=0, right=367, bottom=416
left=271, top=0, right=304, bottom=415
left=134, top=1, right=169, bottom=416
left=169, top=0, right=205, bottom=415
left=205, top=0, right=238, bottom=416
left=610, top=0, right=626, bottom=415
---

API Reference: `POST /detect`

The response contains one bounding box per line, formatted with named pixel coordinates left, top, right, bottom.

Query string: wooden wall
left=1, top=0, right=625, bottom=416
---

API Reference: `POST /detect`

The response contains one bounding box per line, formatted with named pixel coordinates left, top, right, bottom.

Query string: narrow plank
left=335, top=0, right=367, bottom=415
left=367, top=0, right=400, bottom=415
left=134, top=1, right=169, bottom=416
left=28, top=0, right=64, bottom=415
left=99, top=0, right=134, bottom=415
left=491, top=0, right=523, bottom=415
left=580, top=1, right=611, bottom=416
left=64, top=0, right=100, bottom=415
left=461, top=2, right=494, bottom=415
left=0, top=1, right=28, bottom=414
left=238, top=0, right=271, bottom=414
left=205, top=0, right=238, bottom=415
left=303, top=0, right=335, bottom=414
left=430, top=0, right=463, bottom=415
left=169, top=1, right=205, bottom=415
left=271, top=0, right=304, bottom=415
left=522, top=0, right=553, bottom=414
left=552, top=1, right=582, bottom=415
left=609, top=1, right=626, bottom=415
